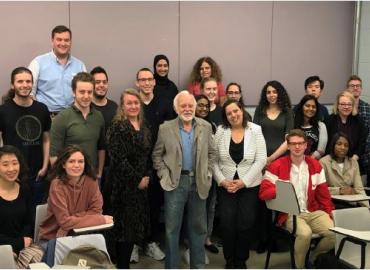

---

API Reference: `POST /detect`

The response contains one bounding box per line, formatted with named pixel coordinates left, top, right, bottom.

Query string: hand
left=138, top=176, right=150, bottom=190
left=23, top=237, right=32, bottom=248
left=104, top=215, right=114, bottom=224
left=37, top=167, right=48, bottom=178
left=352, top=154, right=359, bottom=161
left=226, top=179, right=245, bottom=193
left=220, top=180, right=233, bottom=190
left=266, top=156, right=274, bottom=166
left=340, top=186, right=354, bottom=195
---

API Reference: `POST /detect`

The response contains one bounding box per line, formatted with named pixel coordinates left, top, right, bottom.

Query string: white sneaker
left=183, top=248, right=209, bottom=265
left=130, top=244, right=139, bottom=263
left=183, top=248, right=190, bottom=265
left=205, top=252, right=210, bottom=265
left=145, top=242, right=165, bottom=261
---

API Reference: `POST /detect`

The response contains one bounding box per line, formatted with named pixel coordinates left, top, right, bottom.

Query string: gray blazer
left=213, top=122, right=267, bottom=188
left=152, top=117, right=216, bottom=199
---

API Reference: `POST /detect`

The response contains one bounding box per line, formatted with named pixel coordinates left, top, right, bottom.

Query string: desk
left=331, top=194, right=370, bottom=202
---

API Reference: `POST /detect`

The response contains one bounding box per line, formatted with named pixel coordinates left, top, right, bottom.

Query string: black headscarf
left=153, top=54, right=170, bottom=84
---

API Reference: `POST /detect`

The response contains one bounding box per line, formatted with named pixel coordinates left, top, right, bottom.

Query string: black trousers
left=218, top=185, right=259, bottom=269
left=116, top=241, right=134, bottom=269
left=147, top=172, right=164, bottom=243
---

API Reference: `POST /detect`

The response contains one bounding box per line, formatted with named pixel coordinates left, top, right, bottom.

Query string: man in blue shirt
left=152, top=91, right=216, bottom=269
left=28, top=25, right=86, bottom=114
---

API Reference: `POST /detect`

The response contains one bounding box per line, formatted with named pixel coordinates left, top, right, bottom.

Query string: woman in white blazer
left=213, top=100, right=267, bottom=268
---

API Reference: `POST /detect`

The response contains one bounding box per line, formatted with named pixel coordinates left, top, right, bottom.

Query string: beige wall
left=0, top=1, right=354, bottom=105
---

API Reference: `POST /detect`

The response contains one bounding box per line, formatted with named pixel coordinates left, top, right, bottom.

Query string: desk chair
left=0, top=245, right=17, bottom=269
left=264, top=180, right=321, bottom=269
left=35, top=203, right=48, bottom=242
left=331, top=207, right=370, bottom=268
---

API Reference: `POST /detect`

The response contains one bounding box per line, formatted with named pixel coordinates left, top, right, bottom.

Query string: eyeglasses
left=339, top=103, right=352, bottom=107
left=137, top=78, right=154, bottom=83
left=287, top=141, right=306, bottom=147
left=349, top=84, right=361, bottom=88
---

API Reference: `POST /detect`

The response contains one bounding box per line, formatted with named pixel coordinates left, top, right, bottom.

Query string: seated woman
left=294, top=95, right=327, bottom=159
left=0, top=145, right=34, bottom=254
left=213, top=99, right=267, bottom=268
left=39, top=145, right=113, bottom=241
left=320, top=132, right=369, bottom=208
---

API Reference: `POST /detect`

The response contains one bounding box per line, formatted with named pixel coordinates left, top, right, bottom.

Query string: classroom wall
left=358, top=1, right=370, bottom=103
left=0, top=1, right=354, bottom=105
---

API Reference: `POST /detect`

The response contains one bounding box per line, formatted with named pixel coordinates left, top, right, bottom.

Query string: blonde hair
left=115, top=88, right=145, bottom=124
left=332, top=90, right=358, bottom=116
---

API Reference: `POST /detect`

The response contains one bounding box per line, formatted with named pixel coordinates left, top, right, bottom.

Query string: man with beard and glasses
left=0, top=67, right=51, bottom=206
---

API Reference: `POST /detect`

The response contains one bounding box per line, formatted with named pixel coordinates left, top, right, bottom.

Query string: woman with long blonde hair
left=104, top=88, right=152, bottom=269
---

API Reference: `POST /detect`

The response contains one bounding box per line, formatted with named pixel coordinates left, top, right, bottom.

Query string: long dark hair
left=0, top=145, right=28, bottom=183
left=255, top=80, right=292, bottom=115
left=294, top=95, right=319, bottom=130
left=222, top=99, right=248, bottom=129
left=48, top=145, right=96, bottom=183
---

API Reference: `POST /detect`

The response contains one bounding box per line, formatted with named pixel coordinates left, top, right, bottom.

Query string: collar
left=72, top=104, right=93, bottom=115
left=178, top=117, right=196, bottom=129
left=51, top=50, right=71, bottom=65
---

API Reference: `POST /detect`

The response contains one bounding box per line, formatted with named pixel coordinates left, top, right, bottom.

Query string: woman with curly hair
left=253, top=80, right=293, bottom=165
left=104, top=88, right=152, bottom=269
left=188, top=56, right=226, bottom=104
left=253, top=80, right=293, bottom=253
left=294, top=95, right=328, bottom=159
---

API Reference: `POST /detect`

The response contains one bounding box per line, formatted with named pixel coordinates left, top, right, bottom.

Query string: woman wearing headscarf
left=153, top=54, right=178, bottom=103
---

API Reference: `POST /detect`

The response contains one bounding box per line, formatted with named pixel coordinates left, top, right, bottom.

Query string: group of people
left=0, top=24, right=369, bottom=270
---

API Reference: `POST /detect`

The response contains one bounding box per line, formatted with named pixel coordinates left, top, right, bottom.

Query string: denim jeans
left=164, top=175, right=207, bottom=269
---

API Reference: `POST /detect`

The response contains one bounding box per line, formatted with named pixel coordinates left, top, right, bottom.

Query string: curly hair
left=255, top=80, right=292, bottom=115
left=189, top=56, right=223, bottom=84
left=294, top=95, right=319, bottom=130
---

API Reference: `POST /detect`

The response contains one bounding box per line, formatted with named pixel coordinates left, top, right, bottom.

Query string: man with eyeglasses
left=347, top=75, right=370, bottom=186
left=130, top=68, right=176, bottom=263
left=259, top=129, right=335, bottom=268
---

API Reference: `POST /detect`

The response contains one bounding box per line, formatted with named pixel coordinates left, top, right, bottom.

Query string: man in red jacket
left=259, top=129, right=335, bottom=268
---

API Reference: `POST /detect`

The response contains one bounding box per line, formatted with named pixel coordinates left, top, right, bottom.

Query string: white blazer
left=213, top=122, right=267, bottom=188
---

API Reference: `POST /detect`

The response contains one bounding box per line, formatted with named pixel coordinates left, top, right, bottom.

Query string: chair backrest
left=0, top=245, right=17, bottom=268
left=34, top=203, right=48, bottom=242
left=332, top=207, right=370, bottom=268
left=265, top=180, right=300, bottom=215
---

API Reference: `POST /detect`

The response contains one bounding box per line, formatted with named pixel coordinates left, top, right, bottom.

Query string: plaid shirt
left=358, top=99, right=370, bottom=170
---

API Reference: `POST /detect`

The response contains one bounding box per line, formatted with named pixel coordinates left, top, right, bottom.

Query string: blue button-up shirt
left=29, top=51, right=86, bottom=112
left=179, top=120, right=196, bottom=171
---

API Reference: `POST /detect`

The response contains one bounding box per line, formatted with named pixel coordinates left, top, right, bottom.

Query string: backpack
left=61, top=245, right=115, bottom=269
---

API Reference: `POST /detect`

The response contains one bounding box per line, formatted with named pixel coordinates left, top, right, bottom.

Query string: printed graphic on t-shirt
left=16, top=115, right=42, bottom=143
